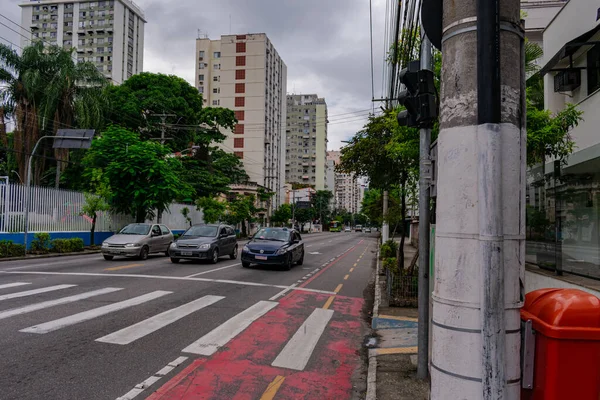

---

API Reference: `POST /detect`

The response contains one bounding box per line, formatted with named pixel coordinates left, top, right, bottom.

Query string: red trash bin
left=521, top=288, right=600, bottom=400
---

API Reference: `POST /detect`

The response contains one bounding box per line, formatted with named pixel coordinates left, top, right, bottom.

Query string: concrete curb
left=366, top=250, right=381, bottom=400
left=0, top=250, right=102, bottom=263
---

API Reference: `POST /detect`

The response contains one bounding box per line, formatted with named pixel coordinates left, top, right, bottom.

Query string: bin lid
left=521, top=288, right=600, bottom=340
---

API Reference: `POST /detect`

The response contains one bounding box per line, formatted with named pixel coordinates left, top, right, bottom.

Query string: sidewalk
left=367, top=242, right=430, bottom=399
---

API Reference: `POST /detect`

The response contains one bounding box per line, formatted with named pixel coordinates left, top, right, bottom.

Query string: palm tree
left=525, top=40, right=545, bottom=110
left=0, top=41, right=109, bottom=186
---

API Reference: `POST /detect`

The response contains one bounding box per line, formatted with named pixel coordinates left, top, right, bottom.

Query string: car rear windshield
left=254, top=228, right=290, bottom=242
left=183, top=226, right=218, bottom=237
left=119, top=224, right=151, bottom=235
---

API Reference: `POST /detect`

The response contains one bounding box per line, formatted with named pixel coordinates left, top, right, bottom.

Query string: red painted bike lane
left=146, top=290, right=365, bottom=400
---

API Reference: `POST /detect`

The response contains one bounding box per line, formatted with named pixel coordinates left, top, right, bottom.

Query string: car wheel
left=242, top=261, right=251, bottom=268
left=103, top=255, right=114, bottom=261
left=170, top=257, right=180, bottom=264
left=297, top=251, right=304, bottom=265
left=283, top=254, right=292, bottom=271
left=211, top=248, right=219, bottom=264
left=230, top=245, right=238, bottom=260
left=139, top=246, right=149, bottom=261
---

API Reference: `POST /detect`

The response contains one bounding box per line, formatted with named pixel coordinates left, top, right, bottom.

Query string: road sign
left=295, top=201, right=311, bottom=209
left=53, top=129, right=96, bottom=149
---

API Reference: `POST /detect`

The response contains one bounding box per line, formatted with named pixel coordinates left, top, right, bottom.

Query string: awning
left=539, top=23, right=600, bottom=76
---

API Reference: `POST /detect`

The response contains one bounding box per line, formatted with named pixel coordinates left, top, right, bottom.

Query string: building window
left=213, top=88, right=220, bottom=94
left=213, top=51, right=221, bottom=58
left=234, top=110, right=245, bottom=121
left=199, top=50, right=205, bottom=58
left=213, top=76, right=220, bottom=82
left=234, top=138, right=244, bottom=148
left=234, top=151, right=243, bottom=159
left=236, top=56, right=246, bottom=66
left=198, top=86, right=204, bottom=93
left=235, top=83, right=245, bottom=94
left=236, top=35, right=247, bottom=40
left=214, top=64, right=221, bottom=69
left=212, top=100, right=220, bottom=106
left=235, top=69, right=246, bottom=80
left=199, top=63, right=205, bottom=69
left=234, top=124, right=245, bottom=134
left=588, top=43, right=600, bottom=95
left=236, top=42, right=246, bottom=53
left=198, top=74, right=204, bottom=81
left=235, top=97, right=245, bottom=107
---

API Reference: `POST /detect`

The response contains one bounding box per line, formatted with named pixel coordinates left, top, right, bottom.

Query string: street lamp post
left=23, top=131, right=94, bottom=254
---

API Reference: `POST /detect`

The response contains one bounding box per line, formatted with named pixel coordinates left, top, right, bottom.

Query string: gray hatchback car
left=169, top=224, right=238, bottom=264
left=102, top=223, right=174, bottom=261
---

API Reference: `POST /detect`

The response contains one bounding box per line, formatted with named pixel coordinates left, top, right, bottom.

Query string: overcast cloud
left=3, top=0, right=387, bottom=150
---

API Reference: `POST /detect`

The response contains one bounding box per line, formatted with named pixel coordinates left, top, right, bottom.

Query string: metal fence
left=386, top=268, right=418, bottom=307
left=0, top=183, right=202, bottom=233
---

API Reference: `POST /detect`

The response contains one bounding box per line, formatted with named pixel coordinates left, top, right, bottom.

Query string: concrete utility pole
left=431, top=0, right=525, bottom=398
left=417, top=34, right=433, bottom=380
left=382, top=190, right=389, bottom=242
left=150, top=114, right=176, bottom=145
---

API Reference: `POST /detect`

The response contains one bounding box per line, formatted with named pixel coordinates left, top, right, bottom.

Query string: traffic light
left=397, top=60, right=438, bottom=129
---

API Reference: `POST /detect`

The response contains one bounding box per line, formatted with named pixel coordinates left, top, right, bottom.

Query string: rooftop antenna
left=229, top=14, right=232, bottom=34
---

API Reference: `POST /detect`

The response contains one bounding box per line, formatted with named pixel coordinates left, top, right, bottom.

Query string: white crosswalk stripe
left=271, top=308, right=334, bottom=371
left=20, top=290, right=172, bottom=334
left=0, top=287, right=123, bottom=320
left=182, top=300, right=278, bottom=356
left=0, top=284, right=76, bottom=301
left=96, top=295, right=225, bottom=345
left=0, top=282, right=31, bottom=290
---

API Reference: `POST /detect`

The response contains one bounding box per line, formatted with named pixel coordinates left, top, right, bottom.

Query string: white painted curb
left=366, top=250, right=381, bottom=400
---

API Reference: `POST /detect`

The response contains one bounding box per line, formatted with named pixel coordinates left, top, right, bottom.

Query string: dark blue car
left=241, top=228, right=305, bottom=270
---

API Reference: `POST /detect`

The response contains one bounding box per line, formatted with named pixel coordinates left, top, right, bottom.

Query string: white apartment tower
left=285, top=94, right=328, bottom=190
left=195, top=33, right=288, bottom=208
left=19, top=0, right=146, bottom=84
left=327, top=151, right=361, bottom=213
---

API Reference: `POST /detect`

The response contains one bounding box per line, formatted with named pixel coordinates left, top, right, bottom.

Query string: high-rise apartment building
left=195, top=33, right=287, bottom=208
left=19, top=0, right=146, bottom=84
left=327, top=151, right=361, bottom=213
left=285, top=94, right=328, bottom=190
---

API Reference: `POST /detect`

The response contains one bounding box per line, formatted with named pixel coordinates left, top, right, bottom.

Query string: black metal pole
left=477, top=0, right=501, bottom=123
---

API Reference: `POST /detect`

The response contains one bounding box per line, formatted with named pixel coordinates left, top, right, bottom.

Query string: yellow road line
left=353, top=263, right=358, bottom=267
left=350, top=268, right=354, bottom=272
left=322, top=295, right=336, bottom=310
left=344, top=274, right=349, bottom=280
left=378, top=314, right=418, bottom=322
left=334, top=284, right=343, bottom=293
left=260, top=375, right=286, bottom=400
left=375, top=347, right=418, bottom=355
left=104, top=263, right=144, bottom=271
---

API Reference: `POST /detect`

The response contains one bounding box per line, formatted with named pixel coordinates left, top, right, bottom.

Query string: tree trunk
left=242, top=220, right=248, bottom=237
left=0, top=107, right=8, bottom=148
left=91, top=213, right=96, bottom=246
left=135, top=207, right=146, bottom=223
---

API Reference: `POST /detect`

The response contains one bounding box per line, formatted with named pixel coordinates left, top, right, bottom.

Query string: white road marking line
left=184, top=263, right=241, bottom=278
left=96, top=295, right=224, bottom=345
left=21, top=290, right=171, bottom=334
left=0, top=282, right=30, bottom=290
left=182, top=300, right=278, bottom=355
left=271, top=308, right=334, bottom=371
left=0, top=284, right=76, bottom=301
left=269, top=283, right=297, bottom=301
left=1, top=271, right=336, bottom=295
left=168, top=356, right=188, bottom=366
left=155, top=365, right=175, bottom=377
left=0, top=287, right=123, bottom=320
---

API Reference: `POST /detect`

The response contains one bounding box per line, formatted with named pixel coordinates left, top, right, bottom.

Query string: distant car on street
left=102, top=223, right=173, bottom=261
left=355, top=225, right=363, bottom=232
left=364, top=227, right=372, bottom=233
left=241, top=227, right=304, bottom=270
left=344, top=227, right=352, bottom=232
left=169, top=224, right=238, bottom=264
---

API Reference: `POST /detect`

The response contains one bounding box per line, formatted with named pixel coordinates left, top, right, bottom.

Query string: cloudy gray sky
left=2, top=0, right=388, bottom=150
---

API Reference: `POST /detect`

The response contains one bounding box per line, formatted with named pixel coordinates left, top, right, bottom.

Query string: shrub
left=51, top=238, right=85, bottom=253
left=0, top=240, right=25, bottom=258
left=380, top=240, right=398, bottom=259
left=382, top=257, right=398, bottom=273
left=31, top=233, right=51, bottom=254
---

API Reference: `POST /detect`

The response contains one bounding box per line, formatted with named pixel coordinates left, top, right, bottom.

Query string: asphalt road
left=0, top=231, right=378, bottom=400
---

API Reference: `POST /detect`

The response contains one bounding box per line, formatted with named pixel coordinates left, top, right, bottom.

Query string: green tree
left=83, top=125, right=192, bottom=222
left=310, top=190, right=334, bottom=224
left=196, top=197, right=226, bottom=224
left=180, top=207, right=193, bottom=227
left=80, top=169, right=111, bottom=245
left=271, top=204, right=292, bottom=226
left=0, top=42, right=109, bottom=185
left=294, top=207, right=314, bottom=232
left=223, top=194, right=258, bottom=236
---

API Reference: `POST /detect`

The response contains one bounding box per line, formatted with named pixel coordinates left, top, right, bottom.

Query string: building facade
left=327, top=151, right=361, bottom=213
left=285, top=94, right=328, bottom=190
left=525, top=0, right=600, bottom=280
left=195, top=33, right=288, bottom=208
left=521, top=0, right=567, bottom=47
left=19, top=0, right=146, bottom=84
